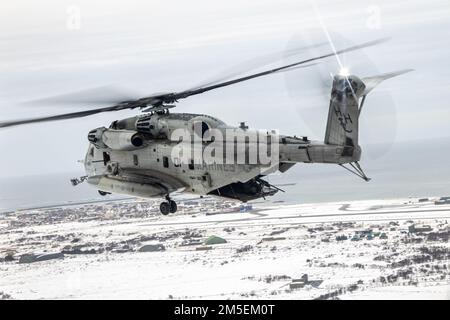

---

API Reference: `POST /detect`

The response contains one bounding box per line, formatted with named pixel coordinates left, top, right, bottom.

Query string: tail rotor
left=284, top=30, right=405, bottom=160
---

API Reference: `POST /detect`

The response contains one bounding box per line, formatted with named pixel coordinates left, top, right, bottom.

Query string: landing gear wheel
left=160, top=202, right=170, bottom=215
left=169, top=200, right=177, bottom=213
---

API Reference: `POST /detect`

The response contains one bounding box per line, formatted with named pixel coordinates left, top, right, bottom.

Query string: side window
left=133, top=154, right=139, bottom=166
left=163, top=156, right=169, bottom=168
left=103, top=152, right=111, bottom=166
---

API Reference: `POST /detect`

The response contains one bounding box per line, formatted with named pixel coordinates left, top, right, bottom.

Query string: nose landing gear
left=159, top=195, right=177, bottom=215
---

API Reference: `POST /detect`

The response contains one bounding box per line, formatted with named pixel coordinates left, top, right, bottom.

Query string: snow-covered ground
left=0, top=197, right=449, bottom=299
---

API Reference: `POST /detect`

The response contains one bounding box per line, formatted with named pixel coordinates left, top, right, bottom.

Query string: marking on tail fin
left=334, top=106, right=353, bottom=133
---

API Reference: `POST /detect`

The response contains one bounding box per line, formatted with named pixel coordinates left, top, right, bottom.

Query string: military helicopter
left=0, top=38, right=411, bottom=215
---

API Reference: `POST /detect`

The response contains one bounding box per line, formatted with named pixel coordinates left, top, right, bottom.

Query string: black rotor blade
left=0, top=103, right=141, bottom=129
left=1, top=38, right=388, bottom=129
left=170, top=38, right=389, bottom=101
left=185, top=41, right=329, bottom=92
left=0, top=92, right=172, bottom=129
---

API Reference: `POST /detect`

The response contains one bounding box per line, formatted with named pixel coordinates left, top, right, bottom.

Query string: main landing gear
left=159, top=195, right=177, bottom=215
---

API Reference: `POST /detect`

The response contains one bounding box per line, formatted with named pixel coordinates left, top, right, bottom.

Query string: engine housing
left=88, top=127, right=145, bottom=151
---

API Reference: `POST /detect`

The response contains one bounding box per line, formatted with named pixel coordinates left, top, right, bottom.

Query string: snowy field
left=0, top=197, right=449, bottom=300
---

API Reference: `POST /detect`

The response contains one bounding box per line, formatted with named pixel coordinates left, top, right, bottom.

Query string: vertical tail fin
left=324, top=74, right=365, bottom=157
left=324, top=69, right=413, bottom=158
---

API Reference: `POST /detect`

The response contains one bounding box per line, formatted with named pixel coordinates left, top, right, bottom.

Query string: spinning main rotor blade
left=171, top=38, right=388, bottom=100
left=0, top=96, right=166, bottom=128
left=23, top=42, right=329, bottom=108
left=185, top=41, right=329, bottom=92
left=0, top=38, right=388, bottom=129
left=20, top=85, right=140, bottom=107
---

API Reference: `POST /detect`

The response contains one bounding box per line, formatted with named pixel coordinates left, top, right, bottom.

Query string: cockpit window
left=111, top=117, right=137, bottom=130
left=109, top=120, right=118, bottom=129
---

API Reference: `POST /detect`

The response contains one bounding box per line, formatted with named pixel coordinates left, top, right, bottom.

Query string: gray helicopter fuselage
left=83, top=74, right=372, bottom=202
left=84, top=108, right=361, bottom=201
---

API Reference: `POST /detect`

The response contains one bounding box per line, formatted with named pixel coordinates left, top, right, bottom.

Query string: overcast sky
left=1, top=0, right=449, bottom=178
